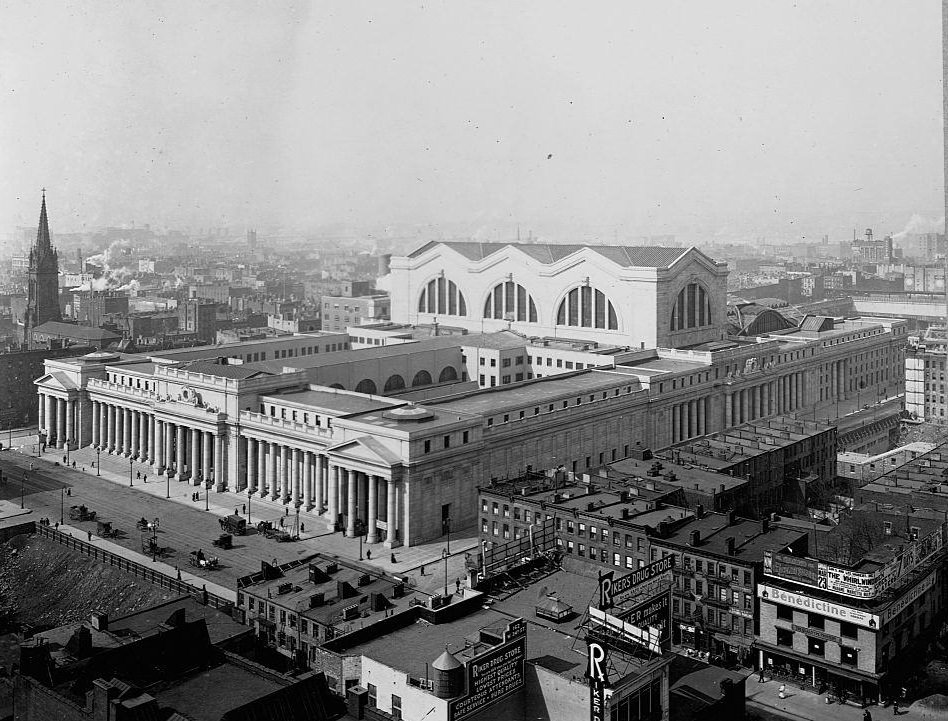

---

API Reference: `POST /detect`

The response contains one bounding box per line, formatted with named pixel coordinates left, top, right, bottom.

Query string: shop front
left=756, top=641, right=881, bottom=703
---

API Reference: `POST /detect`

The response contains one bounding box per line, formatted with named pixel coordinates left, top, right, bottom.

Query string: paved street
left=0, top=432, right=478, bottom=596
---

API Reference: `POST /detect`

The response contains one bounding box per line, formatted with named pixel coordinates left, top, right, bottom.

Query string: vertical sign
left=588, top=640, right=607, bottom=721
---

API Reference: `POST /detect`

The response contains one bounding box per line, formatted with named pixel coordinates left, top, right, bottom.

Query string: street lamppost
left=96, top=447, right=101, bottom=476
left=445, top=516, right=452, bottom=555
left=60, top=487, right=67, bottom=525
left=129, top=457, right=133, bottom=487
left=357, top=519, right=364, bottom=560
left=205, top=486, right=209, bottom=511
left=20, top=473, right=27, bottom=509
left=148, top=518, right=159, bottom=562
left=295, top=505, right=300, bottom=540
left=442, top=548, right=449, bottom=597
left=247, top=489, right=252, bottom=525
left=166, top=470, right=170, bottom=499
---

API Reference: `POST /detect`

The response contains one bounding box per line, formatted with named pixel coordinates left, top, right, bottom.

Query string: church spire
left=36, top=188, right=51, bottom=252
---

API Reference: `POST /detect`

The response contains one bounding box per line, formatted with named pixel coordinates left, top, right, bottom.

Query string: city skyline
left=1, top=1, right=943, bottom=242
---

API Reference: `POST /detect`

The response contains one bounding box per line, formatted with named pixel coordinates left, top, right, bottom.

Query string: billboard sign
left=588, top=640, right=607, bottom=721
left=588, top=606, right=662, bottom=654
left=617, top=590, right=671, bottom=650
left=598, top=556, right=674, bottom=609
left=450, top=619, right=526, bottom=721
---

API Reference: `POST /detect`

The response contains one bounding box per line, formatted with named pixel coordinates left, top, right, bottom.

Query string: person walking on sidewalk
left=864, top=710, right=872, bottom=721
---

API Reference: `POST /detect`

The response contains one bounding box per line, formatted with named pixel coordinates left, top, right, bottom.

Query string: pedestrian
left=391, top=553, right=397, bottom=564
left=279, top=517, right=284, bottom=528
left=235, top=507, right=238, bottom=516
left=63, top=455, right=66, bottom=463
left=301, top=523, right=305, bottom=533
left=242, top=504, right=246, bottom=515
left=893, top=700, right=899, bottom=715
left=137, top=471, right=141, bottom=479
left=176, top=566, right=181, bottom=581
left=420, top=564, right=425, bottom=576
left=285, top=507, right=289, bottom=516
left=87, top=530, right=92, bottom=541
left=758, top=668, right=765, bottom=683
left=864, top=710, right=872, bottom=721
left=366, top=549, right=372, bottom=560
left=455, top=578, right=461, bottom=593
left=202, top=585, right=208, bottom=606
left=143, top=474, right=147, bottom=483
left=54, top=522, right=58, bottom=530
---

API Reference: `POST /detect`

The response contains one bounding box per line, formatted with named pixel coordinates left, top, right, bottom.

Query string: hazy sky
left=1, top=1, right=943, bottom=241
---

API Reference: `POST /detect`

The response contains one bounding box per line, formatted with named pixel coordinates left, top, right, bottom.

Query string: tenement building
left=34, top=241, right=907, bottom=547
left=755, top=506, right=947, bottom=702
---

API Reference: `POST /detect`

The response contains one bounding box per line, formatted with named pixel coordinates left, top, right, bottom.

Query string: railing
left=34, top=524, right=233, bottom=612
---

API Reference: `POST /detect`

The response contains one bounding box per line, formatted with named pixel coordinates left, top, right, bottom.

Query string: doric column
left=303, top=452, right=312, bottom=510
left=214, top=433, right=224, bottom=491
left=164, top=423, right=175, bottom=476
left=316, top=456, right=327, bottom=512
left=385, top=478, right=397, bottom=547
left=697, top=397, right=705, bottom=435
left=291, top=448, right=301, bottom=507
left=202, top=431, right=212, bottom=485
left=174, top=424, right=185, bottom=477
left=130, top=411, right=140, bottom=459
left=359, top=472, right=369, bottom=523
left=190, top=428, right=201, bottom=485
left=45, top=395, right=55, bottom=446
left=724, top=393, right=732, bottom=427
left=247, top=439, right=257, bottom=493
left=146, top=415, right=156, bottom=464
left=100, top=403, right=108, bottom=449
left=671, top=405, right=680, bottom=443
left=326, top=463, right=339, bottom=530
left=38, top=395, right=46, bottom=437
left=367, top=475, right=379, bottom=543
left=141, top=414, right=150, bottom=460
left=155, top=420, right=165, bottom=471
left=57, top=398, right=66, bottom=449
left=91, top=401, right=99, bottom=448
left=114, top=406, right=123, bottom=454
left=258, top=440, right=268, bottom=498
left=123, top=407, right=132, bottom=455
left=64, top=400, right=74, bottom=447
left=267, top=442, right=278, bottom=500
left=346, top=469, right=358, bottom=537
left=687, top=400, right=696, bottom=438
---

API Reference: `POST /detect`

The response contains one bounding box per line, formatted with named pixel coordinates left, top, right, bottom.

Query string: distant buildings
left=851, top=229, right=894, bottom=265
left=20, top=192, right=62, bottom=347
left=320, top=291, right=390, bottom=333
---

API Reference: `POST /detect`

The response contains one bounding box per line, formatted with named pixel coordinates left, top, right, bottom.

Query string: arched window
left=438, top=366, right=458, bottom=383
left=383, top=374, right=406, bottom=392
left=329, top=383, right=345, bottom=390
left=483, top=280, right=538, bottom=322
left=355, top=379, right=377, bottom=395
left=670, top=283, right=712, bottom=331
left=417, top=275, right=467, bottom=316
left=555, top=285, right=618, bottom=330
left=412, top=370, right=433, bottom=387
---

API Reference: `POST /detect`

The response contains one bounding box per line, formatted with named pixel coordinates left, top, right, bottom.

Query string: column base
left=157, top=465, right=166, bottom=474
left=383, top=538, right=401, bottom=549
left=366, top=533, right=379, bottom=544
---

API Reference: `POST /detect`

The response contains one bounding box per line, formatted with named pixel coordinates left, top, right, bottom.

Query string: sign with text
left=881, top=570, right=935, bottom=624
left=598, top=556, right=674, bottom=609
left=757, top=583, right=879, bottom=629
left=588, top=640, right=608, bottom=721
left=617, top=590, right=671, bottom=650
left=589, top=606, right=662, bottom=654
left=450, top=619, right=526, bottom=721
left=764, top=525, right=944, bottom=600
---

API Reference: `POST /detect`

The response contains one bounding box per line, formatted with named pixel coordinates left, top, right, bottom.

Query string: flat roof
left=619, top=357, right=706, bottom=373
left=607, top=456, right=748, bottom=494
left=154, top=662, right=283, bottom=721
left=430, top=370, right=642, bottom=417
left=262, top=387, right=398, bottom=415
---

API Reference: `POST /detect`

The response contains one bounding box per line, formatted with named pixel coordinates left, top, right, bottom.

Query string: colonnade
left=239, top=438, right=398, bottom=545
left=723, top=372, right=806, bottom=428
left=670, top=396, right=710, bottom=444
left=36, top=394, right=402, bottom=546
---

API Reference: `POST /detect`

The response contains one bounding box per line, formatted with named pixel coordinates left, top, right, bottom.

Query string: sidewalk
left=53, top=521, right=236, bottom=603
left=747, top=674, right=937, bottom=721
left=17, top=437, right=480, bottom=581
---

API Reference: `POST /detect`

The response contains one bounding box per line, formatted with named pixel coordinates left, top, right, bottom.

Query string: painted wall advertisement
left=588, top=641, right=608, bottom=721
left=450, top=618, right=526, bottom=721
left=764, top=524, right=944, bottom=600
left=617, top=590, right=671, bottom=650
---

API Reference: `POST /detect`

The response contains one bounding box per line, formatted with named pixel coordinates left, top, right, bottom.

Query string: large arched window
left=417, top=276, right=467, bottom=316
left=670, top=282, right=712, bottom=331
left=483, top=280, right=538, bottom=322
left=555, top=285, right=618, bottom=330
left=355, top=379, right=378, bottom=395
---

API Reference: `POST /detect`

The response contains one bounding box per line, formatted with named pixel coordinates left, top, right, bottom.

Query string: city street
left=0, top=434, right=477, bottom=596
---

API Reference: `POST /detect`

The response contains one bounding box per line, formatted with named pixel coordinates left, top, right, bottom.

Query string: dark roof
left=411, top=241, right=696, bottom=268
left=32, top=321, right=120, bottom=341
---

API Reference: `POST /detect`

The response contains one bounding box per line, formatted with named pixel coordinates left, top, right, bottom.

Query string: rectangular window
left=443, top=435, right=451, bottom=448
left=840, top=646, right=857, bottom=666
left=776, top=628, right=793, bottom=648
left=367, top=683, right=377, bottom=708
left=840, top=621, right=858, bottom=639
left=776, top=605, right=793, bottom=622
left=424, top=440, right=431, bottom=453
left=807, top=636, right=824, bottom=657
left=391, top=695, right=402, bottom=720
left=807, top=613, right=824, bottom=630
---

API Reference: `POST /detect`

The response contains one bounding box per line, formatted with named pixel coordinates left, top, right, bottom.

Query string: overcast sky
left=0, top=1, right=943, bottom=242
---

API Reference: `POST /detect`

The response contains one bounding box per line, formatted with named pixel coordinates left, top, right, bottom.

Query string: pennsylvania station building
left=35, top=242, right=906, bottom=547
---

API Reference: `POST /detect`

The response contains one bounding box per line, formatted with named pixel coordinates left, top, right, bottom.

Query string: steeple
left=36, top=188, right=51, bottom=253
